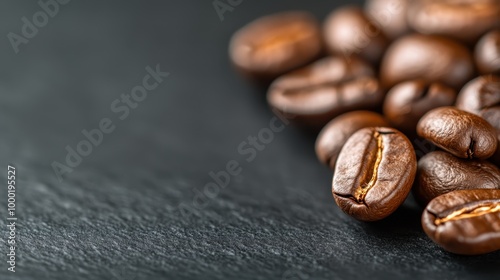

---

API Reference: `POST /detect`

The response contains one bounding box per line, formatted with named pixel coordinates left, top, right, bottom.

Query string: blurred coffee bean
left=315, top=111, right=389, bottom=169
left=324, top=6, right=388, bottom=65
left=408, top=0, right=500, bottom=44
left=422, top=189, right=500, bottom=255
left=333, top=127, right=416, bottom=221
left=414, top=151, right=500, bottom=206
left=229, top=11, right=322, bottom=82
left=475, top=30, right=500, bottom=75
left=365, top=0, right=409, bottom=39
left=456, top=75, right=500, bottom=164
left=417, top=107, right=498, bottom=160
left=268, top=56, right=383, bottom=129
left=456, top=75, right=500, bottom=115
left=381, top=34, right=474, bottom=90
left=383, top=80, right=456, bottom=134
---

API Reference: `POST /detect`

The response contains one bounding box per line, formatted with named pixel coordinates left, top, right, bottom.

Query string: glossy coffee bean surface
left=333, top=127, right=416, bottom=221
left=365, top=0, right=409, bottom=39
left=422, top=189, right=500, bottom=255
left=268, top=56, right=383, bottom=129
left=324, top=6, right=388, bottom=64
left=475, top=30, right=500, bottom=75
left=414, top=151, right=500, bottom=205
left=380, top=34, right=474, bottom=90
left=481, top=108, right=500, bottom=165
left=383, top=80, right=456, bottom=134
left=417, top=107, right=498, bottom=159
left=316, top=111, right=389, bottom=169
left=408, top=0, right=500, bottom=44
left=229, top=11, right=322, bottom=81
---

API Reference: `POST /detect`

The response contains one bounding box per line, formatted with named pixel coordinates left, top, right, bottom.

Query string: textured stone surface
left=0, top=1, right=499, bottom=279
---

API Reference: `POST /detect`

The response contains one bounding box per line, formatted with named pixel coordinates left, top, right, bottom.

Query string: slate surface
left=0, top=1, right=499, bottom=279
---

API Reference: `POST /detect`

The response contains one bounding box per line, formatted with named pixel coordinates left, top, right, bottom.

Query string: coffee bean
left=455, top=75, right=500, bottom=163
left=475, top=30, right=500, bottom=75
left=268, top=56, right=383, bottom=129
left=380, top=34, right=474, bottom=90
left=408, top=0, right=500, bottom=44
left=456, top=75, right=500, bottom=116
left=417, top=107, right=498, bottom=159
left=365, top=0, right=409, bottom=39
left=414, top=151, right=500, bottom=206
left=481, top=108, right=500, bottom=165
left=422, top=189, right=500, bottom=255
left=229, top=11, right=322, bottom=81
left=324, top=6, right=388, bottom=65
left=333, top=127, right=416, bottom=221
left=383, top=80, right=456, bottom=134
left=316, top=111, right=389, bottom=170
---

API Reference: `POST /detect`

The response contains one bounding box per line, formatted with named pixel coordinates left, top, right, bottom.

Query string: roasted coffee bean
left=456, top=76, right=500, bottom=164
left=475, top=30, right=500, bottom=75
left=481, top=108, right=500, bottom=165
left=332, top=127, right=416, bottom=221
left=229, top=11, right=322, bottom=81
left=380, top=34, right=474, bottom=90
left=422, top=189, right=500, bottom=255
left=365, top=0, right=409, bottom=39
left=383, top=80, right=456, bottom=134
left=324, top=6, right=388, bottom=64
left=414, top=151, right=500, bottom=206
left=316, top=111, right=389, bottom=170
left=456, top=75, right=500, bottom=116
left=417, top=107, right=498, bottom=160
left=268, top=56, right=383, bottom=129
left=408, top=0, right=500, bottom=44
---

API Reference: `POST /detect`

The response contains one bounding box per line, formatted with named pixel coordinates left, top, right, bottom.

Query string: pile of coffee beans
left=229, top=0, right=500, bottom=255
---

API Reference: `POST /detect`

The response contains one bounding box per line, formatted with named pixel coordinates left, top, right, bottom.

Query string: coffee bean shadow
left=444, top=251, right=500, bottom=276
left=361, top=203, right=424, bottom=235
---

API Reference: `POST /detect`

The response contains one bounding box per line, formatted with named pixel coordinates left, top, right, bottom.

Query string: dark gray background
left=0, top=1, right=499, bottom=279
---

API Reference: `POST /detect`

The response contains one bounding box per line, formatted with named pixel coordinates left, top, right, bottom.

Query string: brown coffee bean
left=365, top=0, right=409, bottom=39
left=383, top=80, right=456, bottom=134
left=229, top=11, right=322, bottom=81
left=267, top=56, right=383, bottom=129
left=380, top=34, right=474, bottom=90
left=324, top=6, right=388, bottom=65
left=332, top=127, right=416, bottom=221
left=422, top=189, right=500, bottom=255
left=456, top=75, right=500, bottom=164
left=315, top=111, right=389, bottom=170
left=475, top=30, right=500, bottom=75
left=417, top=107, right=498, bottom=159
left=414, top=151, right=500, bottom=206
left=456, top=75, right=500, bottom=115
left=481, top=108, right=500, bottom=165
left=408, top=0, right=500, bottom=44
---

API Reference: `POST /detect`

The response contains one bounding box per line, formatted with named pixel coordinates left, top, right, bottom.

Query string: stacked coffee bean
left=229, top=0, right=500, bottom=255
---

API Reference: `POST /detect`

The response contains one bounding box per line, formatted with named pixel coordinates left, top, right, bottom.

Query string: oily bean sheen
left=333, top=127, right=416, bottom=221
left=267, top=56, right=383, bottom=129
left=422, top=189, right=500, bottom=255
left=414, top=151, right=500, bottom=206
left=417, top=107, right=498, bottom=160
left=324, top=6, right=388, bottom=65
left=315, top=111, right=389, bottom=170
left=456, top=75, right=500, bottom=164
left=229, top=11, right=322, bottom=81
left=408, top=0, right=500, bottom=44
left=383, top=80, right=456, bottom=134
left=475, top=30, right=500, bottom=75
left=380, top=34, right=474, bottom=90
left=365, top=0, right=409, bottom=39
